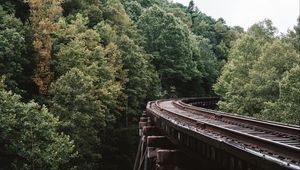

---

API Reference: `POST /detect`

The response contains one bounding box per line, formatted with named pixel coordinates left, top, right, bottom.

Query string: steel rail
left=176, top=99, right=300, bottom=136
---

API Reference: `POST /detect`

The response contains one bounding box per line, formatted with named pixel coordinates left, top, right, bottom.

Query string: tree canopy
left=214, top=20, right=300, bottom=124
left=0, top=78, right=76, bottom=170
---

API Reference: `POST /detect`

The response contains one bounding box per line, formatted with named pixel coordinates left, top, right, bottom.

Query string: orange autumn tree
left=28, top=0, right=63, bottom=94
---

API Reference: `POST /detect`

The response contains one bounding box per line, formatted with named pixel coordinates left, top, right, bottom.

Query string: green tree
left=286, top=17, right=300, bottom=51
left=51, top=14, right=125, bottom=169
left=185, top=35, right=219, bottom=96
left=122, top=1, right=143, bottom=22
left=95, top=3, right=160, bottom=122
left=214, top=23, right=270, bottom=114
left=249, top=41, right=300, bottom=124
left=248, top=40, right=300, bottom=107
left=248, top=19, right=277, bottom=41
left=0, top=78, right=76, bottom=170
left=95, top=4, right=161, bottom=168
left=187, top=6, right=232, bottom=62
left=50, top=68, right=108, bottom=169
left=117, top=34, right=160, bottom=123
left=163, top=3, right=192, bottom=28
left=137, top=0, right=163, bottom=8
left=261, top=65, right=300, bottom=124
left=53, top=14, right=125, bottom=114
left=54, top=15, right=111, bottom=76
left=0, top=7, right=26, bottom=93
left=214, top=20, right=300, bottom=124
left=138, top=5, right=198, bottom=92
left=103, top=0, right=132, bottom=28
left=62, top=0, right=104, bottom=27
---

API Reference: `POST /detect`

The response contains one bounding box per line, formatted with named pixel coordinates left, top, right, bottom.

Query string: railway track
left=147, top=98, right=300, bottom=170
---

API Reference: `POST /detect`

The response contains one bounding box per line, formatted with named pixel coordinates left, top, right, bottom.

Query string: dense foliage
left=214, top=19, right=300, bottom=125
left=0, top=77, right=76, bottom=169
left=0, top=0, right=299, bottom=169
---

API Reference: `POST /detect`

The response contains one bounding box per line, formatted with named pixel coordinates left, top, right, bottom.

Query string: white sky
left=171, top=0, right=300, bottom=33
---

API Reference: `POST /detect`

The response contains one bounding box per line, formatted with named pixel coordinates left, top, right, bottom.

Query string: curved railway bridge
left=134, top=98, right=300, bottom=170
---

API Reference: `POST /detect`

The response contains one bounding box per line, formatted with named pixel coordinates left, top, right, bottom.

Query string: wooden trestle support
left=133, top=112, right=220, bottom=170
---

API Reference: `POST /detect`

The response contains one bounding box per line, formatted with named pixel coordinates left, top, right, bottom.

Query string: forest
left=0, top=0, right=299, bottom=169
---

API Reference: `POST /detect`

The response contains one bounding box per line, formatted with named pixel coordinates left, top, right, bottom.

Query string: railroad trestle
left=134, top=98, right=300, bottom=170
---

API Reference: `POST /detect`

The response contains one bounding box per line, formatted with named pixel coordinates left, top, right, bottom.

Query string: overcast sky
left=171, top=0, right=300, bottom=33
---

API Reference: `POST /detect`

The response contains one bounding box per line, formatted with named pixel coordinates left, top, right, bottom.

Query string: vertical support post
left=134, top=115, right=150, bottom=170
